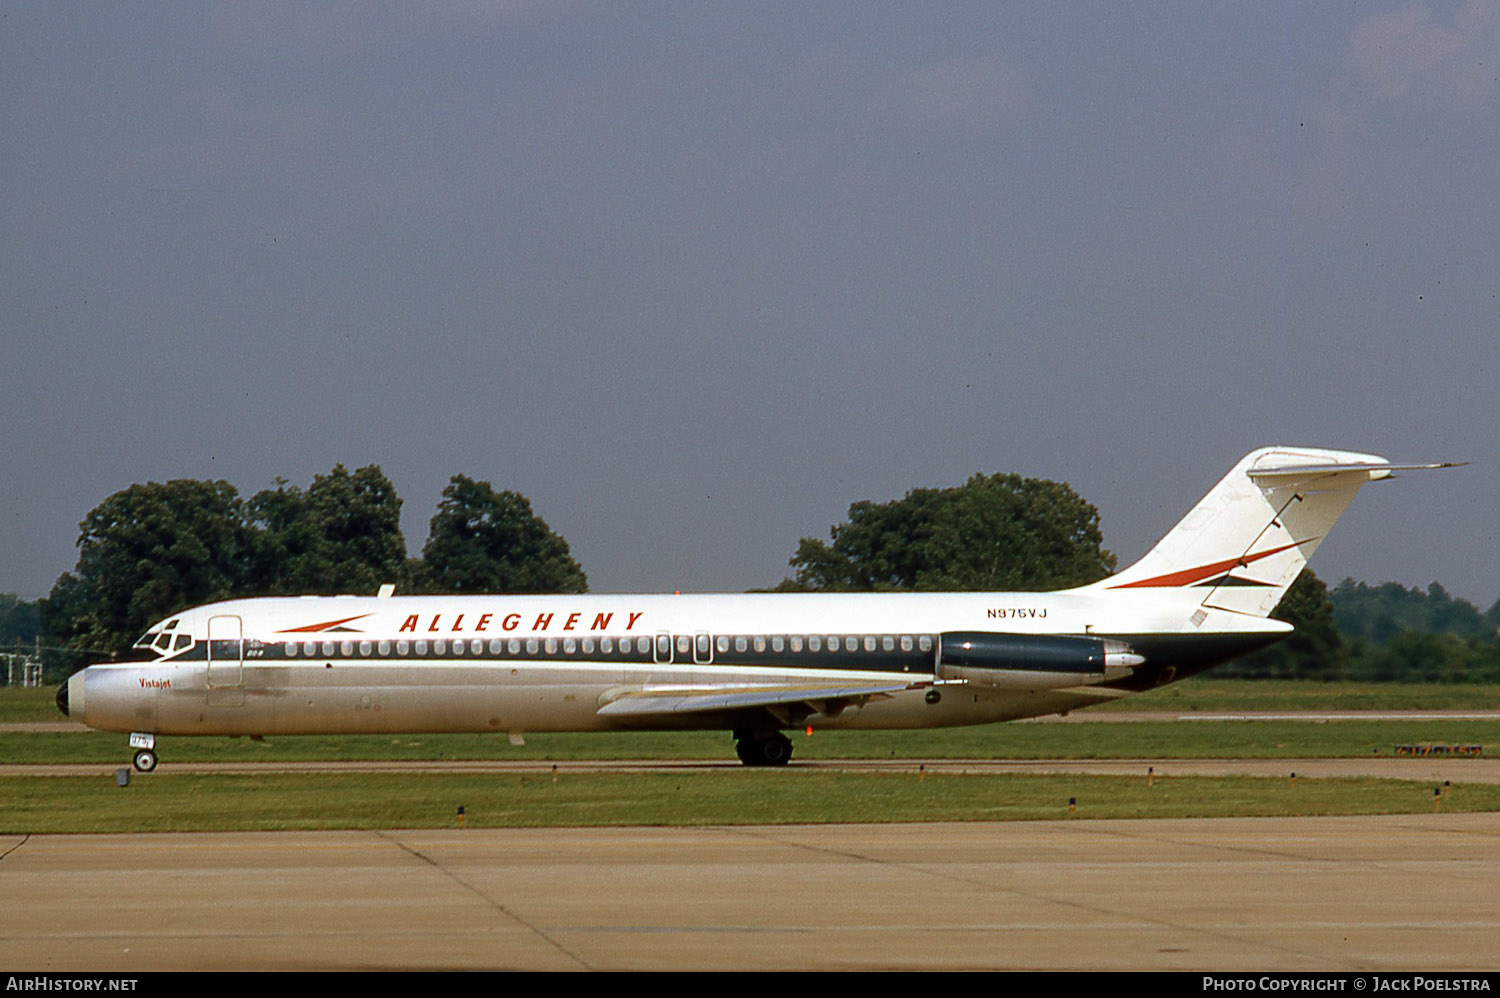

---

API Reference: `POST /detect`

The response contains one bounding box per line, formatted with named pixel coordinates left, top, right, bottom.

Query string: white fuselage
left=66, top=588, right=1284, bottom=739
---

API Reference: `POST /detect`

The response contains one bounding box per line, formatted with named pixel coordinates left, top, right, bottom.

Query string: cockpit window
left=136, top=631, right=160, bottom=649
left=173, top=634, right=192, bottom=651
left=154, top=632, right=173, bottom=650
left=164, top=619, right=179, bottom=631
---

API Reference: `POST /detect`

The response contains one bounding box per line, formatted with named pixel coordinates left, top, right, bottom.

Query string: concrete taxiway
left=3, top=814, right=1499, bottom=971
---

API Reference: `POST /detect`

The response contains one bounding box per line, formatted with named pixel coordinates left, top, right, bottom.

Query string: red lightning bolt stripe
left=275, top=614, right=371, bottom=633
left=1108, top=538, right=1317, bottom=589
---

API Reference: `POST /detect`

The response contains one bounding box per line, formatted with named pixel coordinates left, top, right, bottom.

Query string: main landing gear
left=733, top=730, right=793, bottom=767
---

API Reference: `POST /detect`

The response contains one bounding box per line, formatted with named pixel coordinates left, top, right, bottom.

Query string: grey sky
left=3, top=2, right=1496, bottom=604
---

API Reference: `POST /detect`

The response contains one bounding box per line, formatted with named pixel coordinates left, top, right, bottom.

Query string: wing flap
left=597, top=682, right=917, bottom=719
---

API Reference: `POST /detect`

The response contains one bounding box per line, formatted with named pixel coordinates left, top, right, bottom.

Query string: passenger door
left=206, top=614, right=245, bottom=707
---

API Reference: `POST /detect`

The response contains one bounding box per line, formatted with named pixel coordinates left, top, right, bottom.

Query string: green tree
left=0, top=593, right=41, bottom=647
left=247, top=465, right=407, bottom=595
left=42, top=480, right=252, bottom=655
left=1331, top=579, right=1494, bottom=644
left=417, top=475, right=587, bottom=594
left=777, top=473, right=1116, bottom=592
left=1328, top=580, right=1500, bottom=682
left=1350, top=630, right=1489, bottom=683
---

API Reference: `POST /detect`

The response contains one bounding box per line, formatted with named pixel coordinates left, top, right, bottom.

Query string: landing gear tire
left=132, top=749, right=158, bottom=773
left=734, top=732, right=793, bottom=767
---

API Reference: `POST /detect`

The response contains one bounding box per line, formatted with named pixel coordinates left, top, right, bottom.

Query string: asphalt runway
left=4, top=814, right=1500, bottom=971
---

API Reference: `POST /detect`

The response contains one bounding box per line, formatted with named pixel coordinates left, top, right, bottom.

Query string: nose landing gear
left=128, top=732, right=158, bottom=772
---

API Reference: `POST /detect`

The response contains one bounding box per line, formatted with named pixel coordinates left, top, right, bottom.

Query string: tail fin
left=1087, top=447, right=1419, bottom=618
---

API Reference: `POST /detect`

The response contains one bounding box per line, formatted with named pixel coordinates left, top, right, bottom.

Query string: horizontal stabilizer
left=1246, top=461, right=1465, bottom=481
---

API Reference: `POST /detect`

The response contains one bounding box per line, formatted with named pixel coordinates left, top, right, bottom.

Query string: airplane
left=56, top=446, right=1458, bottom=771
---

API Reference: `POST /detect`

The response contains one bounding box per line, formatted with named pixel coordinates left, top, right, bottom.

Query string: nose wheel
left=128, top=732, right=158, bottom=773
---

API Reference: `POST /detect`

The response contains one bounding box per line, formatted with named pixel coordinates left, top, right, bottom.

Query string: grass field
left=1088, top=679, right=1500, bottom=712
left=4, top=770, right=1494, bottom=834
left=4, top=718, right=1498, bottom=764
left=5, top=678, right=1497, bottom=832
left=7, top=676, right=1498, bottom=763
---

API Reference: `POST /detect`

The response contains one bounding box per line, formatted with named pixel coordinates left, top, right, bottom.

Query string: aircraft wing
left=596, top=681, right=919, bottom=719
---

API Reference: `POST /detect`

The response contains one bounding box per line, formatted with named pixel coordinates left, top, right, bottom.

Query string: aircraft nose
left=56, top=680, right=69, bottom=717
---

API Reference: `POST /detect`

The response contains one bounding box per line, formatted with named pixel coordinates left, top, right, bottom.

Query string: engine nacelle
left=936, top=632, right=1143, bottom=690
